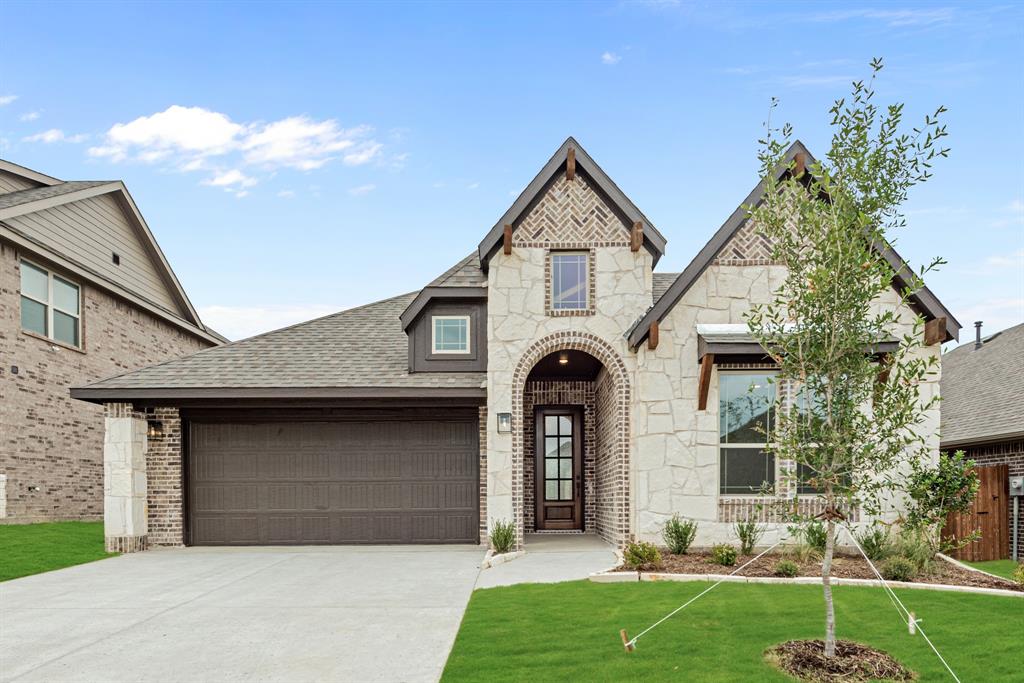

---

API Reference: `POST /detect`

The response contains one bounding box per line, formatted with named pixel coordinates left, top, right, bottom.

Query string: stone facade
left=0, top=243, right=213, bottom=523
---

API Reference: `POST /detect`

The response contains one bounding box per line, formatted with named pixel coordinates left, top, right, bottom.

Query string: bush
left=663, top=515, right=698, bottom=555
left=881, top=556, right=917, bottom=582
left=891, top=527, right=935, bottom=575
left=804, top=521, right=828, bottom=554
left=489, top=519, right=516, bottom=554
left=734, top=519, right=766, bottom=555
left=855, top=526, right=892, bottom=562
left=774, top=559, right=799, bottom=577
left=1012, top=563, right=1024, bottom=587
left=710, top=544, right=738, bottom=567
left=623, top=541, right=662, bottom=570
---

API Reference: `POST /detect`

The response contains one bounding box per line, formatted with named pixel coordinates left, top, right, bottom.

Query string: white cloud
left=277, top=189, right=296, bottom=199
left=23, top=129, right=88, bottom=144
left=92, top=105, right=243, bottom=161
left=203, top=169, right=257, bottom=188
left=348, top=183, right=376, bottom=196
left=20, top=111, right=40, bottom=122
left=0, top=95, right=17, bottom=106
left=242, top=117, right=372, bottom=170
left=467, top=182, right=480, bottom=190
left=198, top=303, right=343, bottom=341
left=807, top=8, right=954, bottom=27
left=342, top=142, right=382, bottom=166
left=953, top=298, right=1024, bottom=344
left=601, top=51, right=621, bottom=65
left=986, top=249, right=1024, bottom=269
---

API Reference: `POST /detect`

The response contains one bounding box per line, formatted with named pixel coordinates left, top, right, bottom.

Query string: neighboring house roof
left=72, top=292, right=486, bottom=402
left=477, top=137, right=667, bottom=270
left=652, top=272, right=677, bottom=302
left=0, top=158, right=224, bottom=345
left=626, top=141, right=961, bottom=349
left=940, top=322, right=1024, bottom=448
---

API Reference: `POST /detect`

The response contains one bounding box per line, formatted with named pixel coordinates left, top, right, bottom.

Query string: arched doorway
left=511, top=333, right=631, bottom=547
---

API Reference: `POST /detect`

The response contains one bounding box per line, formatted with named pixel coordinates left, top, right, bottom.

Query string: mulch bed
left=617, top=550, right=1022, bottom=592
left=765, top=639, right=915, bottom=682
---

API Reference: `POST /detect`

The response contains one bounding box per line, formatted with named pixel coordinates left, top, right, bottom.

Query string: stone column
left=103, top=402, right=148, bottom=553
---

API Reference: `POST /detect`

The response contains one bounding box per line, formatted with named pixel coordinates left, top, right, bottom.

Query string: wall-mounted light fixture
left=147, top=421, right=164, bottom=439
left=497, top=413, right=512, bottom=433
left=558, top=352, right=569, bottom=365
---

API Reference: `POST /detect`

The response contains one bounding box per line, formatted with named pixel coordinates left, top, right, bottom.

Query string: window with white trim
left=550, top=252, right=589, bottom=310
left=719, top=371, right=776, bottom=494
left=431, top=315, right=470, bottom=354
left=20, top=260, right=81, bottom=348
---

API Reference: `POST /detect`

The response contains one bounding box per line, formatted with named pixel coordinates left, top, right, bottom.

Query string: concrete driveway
left=0, top=545, right=485, bottom=683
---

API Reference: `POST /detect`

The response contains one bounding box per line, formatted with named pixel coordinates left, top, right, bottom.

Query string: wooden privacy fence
left=942, top=464, right=1009, bottom=562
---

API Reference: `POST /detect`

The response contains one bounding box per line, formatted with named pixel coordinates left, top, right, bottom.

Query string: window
left=719, top=372, right=776, bottom=494
left=543, top=415, right=575, bottom=501
left=20, top=260, right=81, bottom=347
left=431, top=315, right=470, bottom=354
left=550, top=252, right=588, bottom=310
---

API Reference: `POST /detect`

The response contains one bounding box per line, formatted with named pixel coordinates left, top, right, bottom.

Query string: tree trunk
left=821, top=517, right=837, bottom=657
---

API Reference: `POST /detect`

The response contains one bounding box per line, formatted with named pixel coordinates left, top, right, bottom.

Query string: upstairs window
left=431, top=315, right=470, bottom=354
left=719, top=372, right=776, bottom=494
left=550, top=252, right=589, bottom=310
left=20, top=260, right=81, bottom=348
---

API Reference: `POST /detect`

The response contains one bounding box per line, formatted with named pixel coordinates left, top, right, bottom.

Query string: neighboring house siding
left=0, top=245, right=211, bottom=522
left=3, top=193, right=182, bottom=315
left=0, top=171, right=41, bottom=194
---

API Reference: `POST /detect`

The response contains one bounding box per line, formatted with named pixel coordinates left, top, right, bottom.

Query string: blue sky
left=2, top=1, right=1022, bottom=342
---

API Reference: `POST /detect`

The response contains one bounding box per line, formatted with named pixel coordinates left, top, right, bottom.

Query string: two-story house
left=1, top=159, right=223, bottom=524
left=70, top=139, right=959, bottom=552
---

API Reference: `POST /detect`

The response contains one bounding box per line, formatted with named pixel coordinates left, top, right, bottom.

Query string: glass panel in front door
left=543, top=414, right=574, bottom=501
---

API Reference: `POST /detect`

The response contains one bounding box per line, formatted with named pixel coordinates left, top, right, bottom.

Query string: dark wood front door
left=535, top=407, right=583, bottom=531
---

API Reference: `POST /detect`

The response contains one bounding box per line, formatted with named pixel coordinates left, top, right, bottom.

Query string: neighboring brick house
left=0, top=159, right=223, bottom=523
left=70, top=138, right=959, bottom=552
left=940, top=321, right=1024, bottom=558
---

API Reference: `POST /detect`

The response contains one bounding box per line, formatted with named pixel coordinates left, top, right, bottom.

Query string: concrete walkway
left=0, top=545, right=485, bottom=683
left=475, top=534, right=618, bottom=589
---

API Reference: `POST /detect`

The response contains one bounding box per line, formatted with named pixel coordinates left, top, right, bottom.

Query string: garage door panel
left=189, top=418, right=478, bottom=545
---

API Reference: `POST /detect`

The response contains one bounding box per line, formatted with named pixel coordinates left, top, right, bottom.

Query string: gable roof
left=399, top=252, right=488, bottom=330
left=477, top=137, right=667, bottom=270
left=72, top=291, right=486, bottom=402
left=940, top=323, right=1024, bottom=447
left=0, top=159, right=62, bottom=187
left=626, top=141, right=961, bottom=349
left=0, top=159, right=223, bottom=345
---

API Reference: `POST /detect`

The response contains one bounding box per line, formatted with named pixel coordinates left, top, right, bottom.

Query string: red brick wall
left=0, top=244, right=213, bottom=522
left=144, top=407, right=184, bottom=546
left=594, top=367, right=620, bottom=544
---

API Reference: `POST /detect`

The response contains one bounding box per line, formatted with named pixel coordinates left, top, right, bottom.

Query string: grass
left=964, top=559, right=1021, bottom=580
left=443, top=580, right=1021, bottom=682
left=0, top=522, right=116, bottom=582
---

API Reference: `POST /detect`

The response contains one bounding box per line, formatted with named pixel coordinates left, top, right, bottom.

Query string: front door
left=535, top=407, right=583, bottom=531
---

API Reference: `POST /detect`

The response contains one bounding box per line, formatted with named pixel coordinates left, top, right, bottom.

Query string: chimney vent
left=974, top=321, right=983, bottom=350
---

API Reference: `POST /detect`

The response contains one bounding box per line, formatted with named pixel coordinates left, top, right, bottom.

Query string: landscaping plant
left=774, top=559, right=800, bottom=578
left=1013, top=563, right=1024, bottom=587
left=880, top=556, right=917, bottom=583
left=802, top=521, right=828, bottom=556
left=903, top=450, right=979, bottom=555
left=891, top=527, right=937, bottom=575
left=745, top=58, right=949, bottom=658
left=623, top=541, right=662, bottom=570
left=489, top=519, right=516, bottom=554
left=854, top=525, right=892, bottom=562
left=734, top=518, right=766, bottom=555
left=711, top=544, right=738, bottom=567
left=663, top=514, right=698, bottom=555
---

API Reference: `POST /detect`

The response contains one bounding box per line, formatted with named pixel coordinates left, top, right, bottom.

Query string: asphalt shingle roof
left=78, top=292, right=486, bottom=392
left=428, top=252, right=487, bottom=288
left=0, top=181, right=112, bottom=211
left=652, top=272, right=678, bottom=302
left=940, top=322, right=1024, bottom=446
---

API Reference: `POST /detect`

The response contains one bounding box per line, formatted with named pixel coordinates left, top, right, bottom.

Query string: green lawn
left=443, top=581, right=1021, bottom=682
left=0, top=522, right=116, bottom=582
left=964, top=559, right=1021, bottom=581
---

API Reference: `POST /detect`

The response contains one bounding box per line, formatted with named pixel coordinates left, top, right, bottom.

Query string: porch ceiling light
left=558, top=352, right=569, bottom=365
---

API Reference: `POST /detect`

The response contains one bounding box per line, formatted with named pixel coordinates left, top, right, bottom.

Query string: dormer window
left=432, top=315, right=470, bottom=354
left=20, top=259, right=81, bottom=348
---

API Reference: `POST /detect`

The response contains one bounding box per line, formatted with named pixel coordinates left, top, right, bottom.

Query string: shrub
left=489, top=519, right=516, bottom=554
left=663, top=515, right=698, bottom=555
left=710, top=544, right=738, bottom=567
left=1012, top=563, right=1024, bottom=586
left=881, top=556, right=917, bottom=582
left=804, top=521, right=828, bottom=554
left=623, top=541, right=662, bottom=570
left=734, top=519, right=766, bottom=555
left=891, top=527, right=935, bottom=575
left=855, top=526, right=892, bottom=562
left=774, top=559, right=799, bottom=577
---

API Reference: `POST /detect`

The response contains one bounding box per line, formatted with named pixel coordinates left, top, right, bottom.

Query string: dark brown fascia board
left=940, top=429, right=1024, bottom=450
left=477, top=136, right=667, bottom=271
left=399, top=286, right=487, bottom=330
left=874, top=239, right=961, bottom=342
left=629, top=140, right=960, bottom=348
left=70, top=385, right=487, bottom=404
left=0, top=226, right=223, bottom=346
left=697, top=337, right=900, bottom=361
left=0, top=159, right=62, bottom=186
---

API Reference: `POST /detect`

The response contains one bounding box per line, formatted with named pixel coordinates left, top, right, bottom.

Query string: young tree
left=745, top=59, right=949, bottom=658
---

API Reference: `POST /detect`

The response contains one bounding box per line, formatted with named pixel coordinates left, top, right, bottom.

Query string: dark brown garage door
left=187, top=417, right=479, bottom=545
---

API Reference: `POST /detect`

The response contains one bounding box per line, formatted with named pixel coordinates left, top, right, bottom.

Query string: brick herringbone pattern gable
left=713, top=219, right=777, bottom=264
left=514, top=173, right=629, bottom=245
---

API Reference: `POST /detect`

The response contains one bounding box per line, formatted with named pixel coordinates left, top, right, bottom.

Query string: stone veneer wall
left=0, top=244, right=212, bottom=522
left=961, top=439, right=1024, bottom=557
left=522, top=380, right=595, bottom=532
left=144, top=407, right=184, bottom=546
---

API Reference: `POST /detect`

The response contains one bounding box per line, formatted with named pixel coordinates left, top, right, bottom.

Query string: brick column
left=103, top=402, right=148, bottom=553
left=145, top=407, right=184, bottom=546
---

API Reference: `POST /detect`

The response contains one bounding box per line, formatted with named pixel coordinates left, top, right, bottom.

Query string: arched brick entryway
left=511, top=332, right=631, bottom=547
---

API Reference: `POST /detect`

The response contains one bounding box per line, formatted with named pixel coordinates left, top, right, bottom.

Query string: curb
left=481, top=549, right=526, bottom=569
left=937, top=552, right=1021, bottom=582
left=588, top=571, right=1023, bottom=598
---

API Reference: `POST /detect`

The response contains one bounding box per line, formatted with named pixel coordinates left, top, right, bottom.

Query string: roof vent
left=112, top=252, right=121, bottom=266
left=974, top=321, right=983, bottom=350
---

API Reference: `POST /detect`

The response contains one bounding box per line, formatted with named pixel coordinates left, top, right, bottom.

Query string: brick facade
left=960, top=439, right=1024, bottom=557
left=144, top=407, right=185, bottom=546
left=478, top=406, right=488, bottom=543
left=0, top=244, right=213, bottom=522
